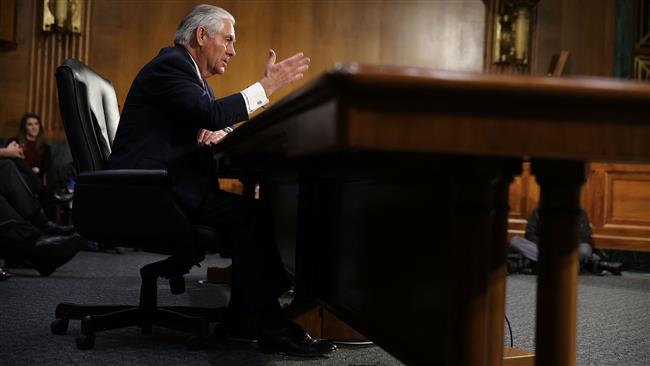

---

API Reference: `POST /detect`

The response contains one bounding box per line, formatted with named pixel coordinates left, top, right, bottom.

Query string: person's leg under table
left=192, top=189, right=292, bottom=328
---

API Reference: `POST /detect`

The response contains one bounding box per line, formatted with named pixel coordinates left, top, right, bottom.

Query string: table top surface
left=218, top=64, right=650, bottom=163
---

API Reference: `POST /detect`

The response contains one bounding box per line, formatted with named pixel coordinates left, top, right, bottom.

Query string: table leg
left=532, top=160, right=586, bottom=366
left=487, top=162, right=520, bottom=365
left=449, top=159, right=503, bottom=366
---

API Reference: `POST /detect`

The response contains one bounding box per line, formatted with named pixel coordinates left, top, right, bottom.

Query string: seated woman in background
left=5, top=113, right=70, bottom=220
left=13, top=113, right=51, bottom=182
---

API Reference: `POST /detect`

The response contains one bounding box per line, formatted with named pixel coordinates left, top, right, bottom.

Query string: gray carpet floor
left=505, top=273, right=650, bottom=366
left=1, top=250, right=649, bottom=365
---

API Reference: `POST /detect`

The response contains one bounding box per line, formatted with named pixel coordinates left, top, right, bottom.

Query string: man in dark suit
left=107, top=4, right=334, bottom=356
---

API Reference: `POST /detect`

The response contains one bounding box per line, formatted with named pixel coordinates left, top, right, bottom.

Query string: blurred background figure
left=508, top=207, right=593, bottom=274
left=508, top=206, right=623, bottom=275
left=5, top=113, right=73, bottom=221
left=13, top=113, right=51, bottom=181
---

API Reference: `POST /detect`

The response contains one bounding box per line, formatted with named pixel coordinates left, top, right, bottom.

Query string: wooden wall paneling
left=508, top=166, right=528, bottom=238
left=89, top=0, right=486, bottom=115
left=508, top=162, right=540, bottom=239
left=0, top=0, right=16, bottom=46
left=581, top=165, right=600, bottom=228
left=532, top=0, right=616, bottom=77
left=0, top=0, right=91, bottom=139
left=485, top=0, right=616, bottom=76
left=0, top=0, right=92, bottom=140
left=590, top=163, right=650, bottom=251
left=89, top=0, right=197, bottom=111
left=507, top=189, right=527, bottom=238
left=509, top=176, right=524, bottom=216
left=209, top=0, right=275, bottom=103
left=210, top=0, right=485, bottom=105
left=560, top=0, right=615, bottom=76
left=532, top=0, right=567, bottom=75
left=25, top=0, right=91, bottom=141
left=0, top=0, right=34, bottom=138
left=212, top=0, right=318, bottom=104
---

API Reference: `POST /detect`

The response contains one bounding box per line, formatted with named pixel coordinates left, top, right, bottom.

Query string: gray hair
left=173, top=4, right=235, bottom=46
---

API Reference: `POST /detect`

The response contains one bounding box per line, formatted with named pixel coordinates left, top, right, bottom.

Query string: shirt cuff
left=240, top=82, right=269, bottom=114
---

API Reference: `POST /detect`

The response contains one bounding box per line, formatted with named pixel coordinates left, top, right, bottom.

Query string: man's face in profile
left=203, top=20, right=236, bottom=77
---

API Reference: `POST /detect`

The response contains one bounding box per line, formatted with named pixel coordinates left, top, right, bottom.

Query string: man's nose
left=228, top=44, right=236, bottom=57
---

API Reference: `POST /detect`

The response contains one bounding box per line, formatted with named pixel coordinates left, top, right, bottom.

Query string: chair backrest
left=55, top=59, right=198, bottom=252
left=56, top=58, right=120, bottom=172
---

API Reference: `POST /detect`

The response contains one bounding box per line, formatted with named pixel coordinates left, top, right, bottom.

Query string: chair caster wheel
left=186, top=335, right=207, bottom=350
left=76, top=333, right=96, bottom=350
left=51, top=319, right=69, bottom=335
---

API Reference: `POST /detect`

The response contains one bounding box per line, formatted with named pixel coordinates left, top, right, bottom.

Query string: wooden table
left=215, top=64, right=650, bottom=366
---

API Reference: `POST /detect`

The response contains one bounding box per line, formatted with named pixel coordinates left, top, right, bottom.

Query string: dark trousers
left=192, top=189, right=291, bottom=324
left=0, top=159, right=41, bottom=219
left=510, top=236, right=593, bottom=266
left=0, top=159, right=44, bottom=261
left=6, top=157, right=58, bottom=213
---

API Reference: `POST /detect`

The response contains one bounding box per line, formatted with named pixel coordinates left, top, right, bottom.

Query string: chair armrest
left=72, top=169, right=192, bottom=251
left=77, top=169, right=170, bottom=185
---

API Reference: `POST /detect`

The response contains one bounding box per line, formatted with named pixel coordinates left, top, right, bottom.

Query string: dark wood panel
left=0, top=0, right=16, bottom=45
left=0, top=0, right=90, bottom=140
left=590, top=162, right=650, bottom=251
left=88, top=0, right=485, bottom=117
left=483, top=0, right=616, bottom=77
left=0, top=0, right=34, bottom=138
left=533, top=0, right=616, bottom=77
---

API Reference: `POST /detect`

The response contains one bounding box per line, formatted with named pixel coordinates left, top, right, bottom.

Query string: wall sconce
left=493, top=0, right=539, bottom=68
left=42, top=0, right=82, bottom=34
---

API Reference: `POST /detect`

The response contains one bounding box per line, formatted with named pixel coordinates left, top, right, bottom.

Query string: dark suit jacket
left=108, top=45, right=249, bottom=210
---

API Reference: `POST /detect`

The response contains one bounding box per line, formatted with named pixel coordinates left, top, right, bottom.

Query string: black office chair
left=50, top=58, right=225, bottom=350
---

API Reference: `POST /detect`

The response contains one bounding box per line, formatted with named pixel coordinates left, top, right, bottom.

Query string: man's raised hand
left=259, top=49, right=310, bottom=96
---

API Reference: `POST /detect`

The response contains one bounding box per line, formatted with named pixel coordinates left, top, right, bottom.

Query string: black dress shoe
left=258, top=322, right=337, bottom=357
left=29, top=234, right=85, bottom=276
left=35, top=220, right=76, bottom=236
left=0, top=267, right=11, bottom=281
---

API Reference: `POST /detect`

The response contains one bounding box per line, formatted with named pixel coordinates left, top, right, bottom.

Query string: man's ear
left=195, top=26, right=206, bottom=46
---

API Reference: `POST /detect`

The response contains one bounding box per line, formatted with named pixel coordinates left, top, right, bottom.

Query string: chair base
left=52, top=302, right=226, bottom=350
left=50, top=256, right=225, bottom=350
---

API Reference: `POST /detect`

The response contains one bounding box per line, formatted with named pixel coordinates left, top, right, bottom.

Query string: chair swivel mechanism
left=50, top=58, right=225, bottom=350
